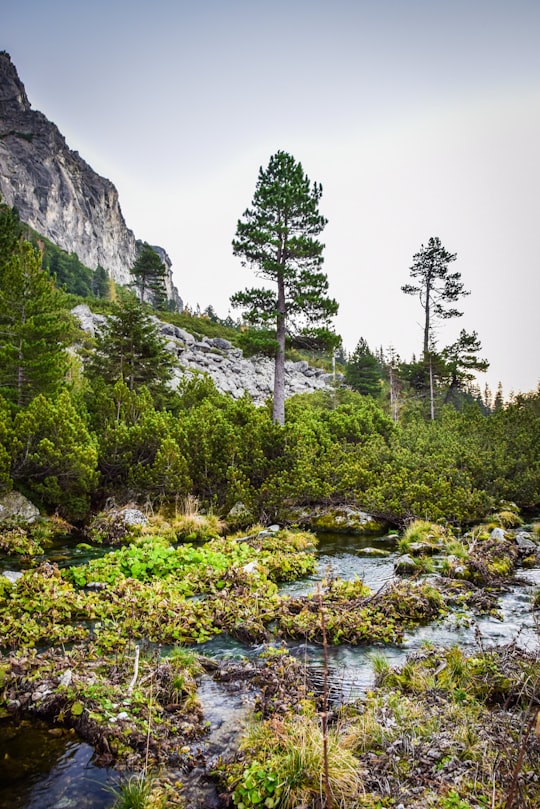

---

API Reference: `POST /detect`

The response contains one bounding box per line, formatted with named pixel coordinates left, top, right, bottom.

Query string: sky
left=3, top=0, right=540, bottom=397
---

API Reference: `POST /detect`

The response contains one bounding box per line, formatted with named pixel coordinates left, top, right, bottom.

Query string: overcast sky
left=4, top=0, right=540, bottom=397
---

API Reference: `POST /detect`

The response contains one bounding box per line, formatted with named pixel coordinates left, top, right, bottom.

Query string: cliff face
left=0, top=51, right=181, bottom=305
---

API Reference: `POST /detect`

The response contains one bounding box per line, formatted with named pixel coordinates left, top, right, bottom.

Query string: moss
left=289, top=506, right=387, bottom=535
left=491, top=509, right=523, bottom=529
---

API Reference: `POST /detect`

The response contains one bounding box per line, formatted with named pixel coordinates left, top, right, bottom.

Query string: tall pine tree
left=231, top=151, right=338, bottom=424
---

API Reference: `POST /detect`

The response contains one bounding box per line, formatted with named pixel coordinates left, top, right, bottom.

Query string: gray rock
left=0, top=55, right=183, bottom=306
left=175, top=328, right=195, bottom=345
left=211, top=337, right=232, bottom=351
left=75, top=301, right=336, bottom=409
left=2, top=570, right=23, bottom=583
left=0, top=491, right=40, bottom=524
left=120, top=508, right=147, bottom=526
left=515, top=532, right=537, bottom=552
left=288, top=360, right=309, bottom=373
left=159, top=322, right=179, bottom=337
left=360, top=547, right=390, bottom=557
left=285, top=504, right=387, bottom=535
left=490, top=527, right=507, bottom=542
left=394, top=554, right=417, bottom=574
left=58, top=670, right=72, bottom=688
left=72, top=304, right=101, bottom=336
left=408, top=541, right=440, bottom=556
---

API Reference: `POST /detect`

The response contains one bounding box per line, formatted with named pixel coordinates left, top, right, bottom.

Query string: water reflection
left=0, top=721, right=116, bottom=809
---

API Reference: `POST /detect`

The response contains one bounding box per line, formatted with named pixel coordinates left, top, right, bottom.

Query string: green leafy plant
left=441, top=791, right=471, bottom=809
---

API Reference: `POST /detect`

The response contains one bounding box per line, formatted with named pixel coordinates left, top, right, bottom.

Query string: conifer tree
left=87, top=292, right=174, bottom=397
left=401, top=237, right=470, bottom=419
left=0, top=197, right=23, bottom=278
left=231, top=151, right=338, bottom=424
left=441, top=329, right=489, bottom=405
left=0, top=240, right=73, bottom=406
left=345, top=338, right=381, bottom=397
left=402, top=237, right=469, bottom=358
left=130, top=243, right=167, bottom=307
left=92, top=265, right=110, bottom=299
left=493, top=382, right=504, bottom=411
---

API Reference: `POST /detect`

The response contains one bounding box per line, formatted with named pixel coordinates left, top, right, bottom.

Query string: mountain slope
left=0, top=51, right=180, bottom=305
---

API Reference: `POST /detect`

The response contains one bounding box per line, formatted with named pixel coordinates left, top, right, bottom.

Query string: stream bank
left=1, top=520, right=539, bottom=807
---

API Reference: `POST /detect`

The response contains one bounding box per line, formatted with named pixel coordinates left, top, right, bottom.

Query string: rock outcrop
left=0, top=51, right=181, bottom=306
left=166, top=328, right=336, bottom=404
left=72, top=304, right=339, bottom=405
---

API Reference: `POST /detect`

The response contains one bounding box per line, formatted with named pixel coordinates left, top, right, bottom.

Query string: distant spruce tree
left=92, top=265, right=110, bottom=299
left=86, top=292, right=175, bottom=397
left=130, top=243, right=168, bottom=308
left=441, top=329, right=489, bottom=406
left=0, top=198, right=23, bottom=278
left=345, top=338, right=382, bottom=397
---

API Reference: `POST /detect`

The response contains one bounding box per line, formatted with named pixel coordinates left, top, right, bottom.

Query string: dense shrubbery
left=0, top=370, right=538, bottom=525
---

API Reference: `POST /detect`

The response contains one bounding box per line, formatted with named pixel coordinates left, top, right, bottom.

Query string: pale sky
left=4, top=0, right=540, bottom=397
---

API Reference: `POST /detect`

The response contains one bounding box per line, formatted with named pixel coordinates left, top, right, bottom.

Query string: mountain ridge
left=0, top=51, right=181, bottom=306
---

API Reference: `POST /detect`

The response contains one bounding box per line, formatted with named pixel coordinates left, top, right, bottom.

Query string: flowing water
left=1, top=529, right=538, bottom=807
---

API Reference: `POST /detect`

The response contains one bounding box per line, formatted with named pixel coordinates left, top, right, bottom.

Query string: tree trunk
left=273, top=272, right=286, bottom=425
left=423, top=278, right=431, bottom=358
left=429, top=353, right=435, bottom=421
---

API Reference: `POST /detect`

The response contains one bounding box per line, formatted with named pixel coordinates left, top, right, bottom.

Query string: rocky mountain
left=0, top=51, right=181, bottom=306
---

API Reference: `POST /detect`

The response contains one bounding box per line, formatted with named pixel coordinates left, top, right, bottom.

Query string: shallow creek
left=1, top=531, right=538, bottom=808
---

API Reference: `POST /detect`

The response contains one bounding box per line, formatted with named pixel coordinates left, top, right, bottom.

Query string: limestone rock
left=0, top=491, right=40, bottom=524
left=119, top=508, right=147, bottom=527
left=0, top=52, right=181, bottom=306
left=71, top=302, right=338, bottom=406
left=162, top=320, right=335, bottom=405
left=2, top=570, right=23, bottom=583
left=515, top=531, right=538, bottom=553
left=394, top=554, right=417, bottom=574
left=71, top=304, right=107, bottom=337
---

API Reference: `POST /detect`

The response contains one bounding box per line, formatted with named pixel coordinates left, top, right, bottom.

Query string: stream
left=1, top=530, right=538, bottom=807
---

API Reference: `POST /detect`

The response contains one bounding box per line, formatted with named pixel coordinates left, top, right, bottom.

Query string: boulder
left=360, top=547, right=390, bottom=557
left=119, top=508, right=147, bottom=527
left=0, top=491, right=40, bottom=524
left=408, top=541, right=441, bottom=556
left=515, top=532, right=538, bottom=553
left=394, top=554, right=417, bottom=574
left=286, top=505, right=388, bottom=535
left=2, top=570, right=23, bottom=583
